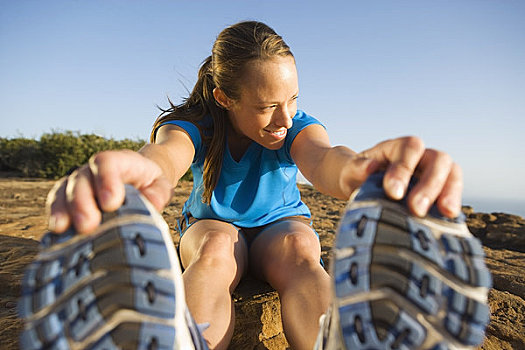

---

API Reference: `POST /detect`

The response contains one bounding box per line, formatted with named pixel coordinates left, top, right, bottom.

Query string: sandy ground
left=0, top=177, right=523, bottom=349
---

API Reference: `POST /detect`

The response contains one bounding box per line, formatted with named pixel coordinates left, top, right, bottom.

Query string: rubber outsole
left=19, top=185, right=199, bottom=350
left=329, top=173, right=491, bottom=350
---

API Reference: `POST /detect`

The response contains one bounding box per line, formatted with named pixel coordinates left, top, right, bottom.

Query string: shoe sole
left=19, top=185, right=196, bottom=350
left=331, top=173, right=491, bottom=349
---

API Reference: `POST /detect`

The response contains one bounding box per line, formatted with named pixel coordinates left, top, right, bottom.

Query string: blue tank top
left=161, top=110, right=324, bottom=228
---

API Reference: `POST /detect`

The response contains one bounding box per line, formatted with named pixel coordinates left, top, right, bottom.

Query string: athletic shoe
left=19, top=185, right=208, bottom=350
left=315, top=172, right=491, bottom=350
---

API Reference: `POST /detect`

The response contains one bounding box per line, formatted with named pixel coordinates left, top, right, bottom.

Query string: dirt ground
left=0, top=177, right=523, bottom=349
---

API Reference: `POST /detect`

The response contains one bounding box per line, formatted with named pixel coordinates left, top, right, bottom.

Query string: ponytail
left=200, top=57, right=227, bottom=205
left=150, top=56, right=228, bottom=204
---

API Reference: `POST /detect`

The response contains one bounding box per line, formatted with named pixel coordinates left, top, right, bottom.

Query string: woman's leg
left=179, top=219, right=248, bottom=350
left=249, top=220, right=331, bottom=350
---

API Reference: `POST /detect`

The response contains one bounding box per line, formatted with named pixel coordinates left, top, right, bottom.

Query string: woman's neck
left=227, top=124, right=252, bottom=162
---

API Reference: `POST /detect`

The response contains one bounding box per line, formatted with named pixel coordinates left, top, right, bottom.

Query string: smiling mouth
left=267, top=129, right=287, bottom=138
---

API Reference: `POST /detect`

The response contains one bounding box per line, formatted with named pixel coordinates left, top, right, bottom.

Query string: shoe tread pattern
left=19, top=186, right=179, bottom=350
left=333, top=173, right=491, bottom=350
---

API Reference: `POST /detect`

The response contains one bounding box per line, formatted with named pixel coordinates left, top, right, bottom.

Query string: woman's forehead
left=239, top=57, right=298, bottom=100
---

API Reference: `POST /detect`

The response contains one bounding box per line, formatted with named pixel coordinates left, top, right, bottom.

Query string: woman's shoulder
left=291, top=110, right=324, bottom=130
left=161, top=114, right=212, bottom=128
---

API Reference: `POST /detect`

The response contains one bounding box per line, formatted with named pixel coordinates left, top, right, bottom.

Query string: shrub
left=0, top=131, right=193, bottom=180
left=36, top=131, right=147, bottom=178
left=0, top=137, right=41, bottom=177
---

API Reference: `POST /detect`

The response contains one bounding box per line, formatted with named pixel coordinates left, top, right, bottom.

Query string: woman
left=43, top=21, right=468, bottom=349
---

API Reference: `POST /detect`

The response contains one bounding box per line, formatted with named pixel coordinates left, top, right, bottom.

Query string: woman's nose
left=274, top=105, right=293, bottom=129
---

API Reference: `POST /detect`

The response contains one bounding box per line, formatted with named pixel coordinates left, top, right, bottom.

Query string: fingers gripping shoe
left=316, top=173, right=491, bottom=350
left=19, top=185, right=208, bottom=350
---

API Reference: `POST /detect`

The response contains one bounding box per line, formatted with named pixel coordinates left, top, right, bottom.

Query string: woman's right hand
left=46, top=149, right=173, bottom=235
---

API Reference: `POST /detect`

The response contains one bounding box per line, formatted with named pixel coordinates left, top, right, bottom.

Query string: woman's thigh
left=179, top=219, right=249, bottom=282
left=248, top=220, right=321, bottom=287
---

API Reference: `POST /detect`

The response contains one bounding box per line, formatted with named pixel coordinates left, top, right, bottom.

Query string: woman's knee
left=260, top=230, right=321, bottom=287
left=189, top=231, right=232, bottom=264
left=198, top=230, right=237, bottom=264
left=182, top=228, right=247, bottom=276
left=279, top=231, right=321, bottom=264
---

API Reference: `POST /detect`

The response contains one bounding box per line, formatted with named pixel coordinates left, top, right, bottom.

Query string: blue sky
left=1, top=1, right=524, bottom=216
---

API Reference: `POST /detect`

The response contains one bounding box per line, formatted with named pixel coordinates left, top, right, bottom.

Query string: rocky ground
left=0, top=178, right=523, bottom=349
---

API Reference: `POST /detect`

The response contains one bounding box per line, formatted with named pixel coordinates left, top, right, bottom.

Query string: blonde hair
left=151, top=21, right=293, bottom=204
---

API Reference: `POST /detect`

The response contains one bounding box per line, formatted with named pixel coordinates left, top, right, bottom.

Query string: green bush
left=0, top=137, right=41, bottom=177
left=0, top=131, right=186, bottom=182
left=36, top=131, right=147, bottom=178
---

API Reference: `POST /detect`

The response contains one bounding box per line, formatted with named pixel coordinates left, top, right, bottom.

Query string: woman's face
left=225, top=55, right=299, bottom=150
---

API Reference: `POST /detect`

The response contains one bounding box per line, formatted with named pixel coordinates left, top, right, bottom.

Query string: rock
left=1, top=179, right=525, bottom=349
left=462, top=205, right=474, bottom=215
left=231, top=276, right=289, bottom=349
left=467, top=212, right=525, bottom=252
left=483, top=290, right=525, bottom=350
left=484, top=248, right=525, bottom=298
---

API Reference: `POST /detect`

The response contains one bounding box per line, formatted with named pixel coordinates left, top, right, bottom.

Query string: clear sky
left=1, top=1, right=524, bottom=215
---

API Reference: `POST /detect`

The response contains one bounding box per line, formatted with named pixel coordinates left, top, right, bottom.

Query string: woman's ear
left=213, top=88, right=232, bottom=110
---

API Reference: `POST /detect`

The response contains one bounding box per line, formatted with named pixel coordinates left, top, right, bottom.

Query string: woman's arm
left=139, top=124, right=196, bottom=187
left=290, top=124, right=462, bottom=218
left=46, top=124, right=195, bottom=234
